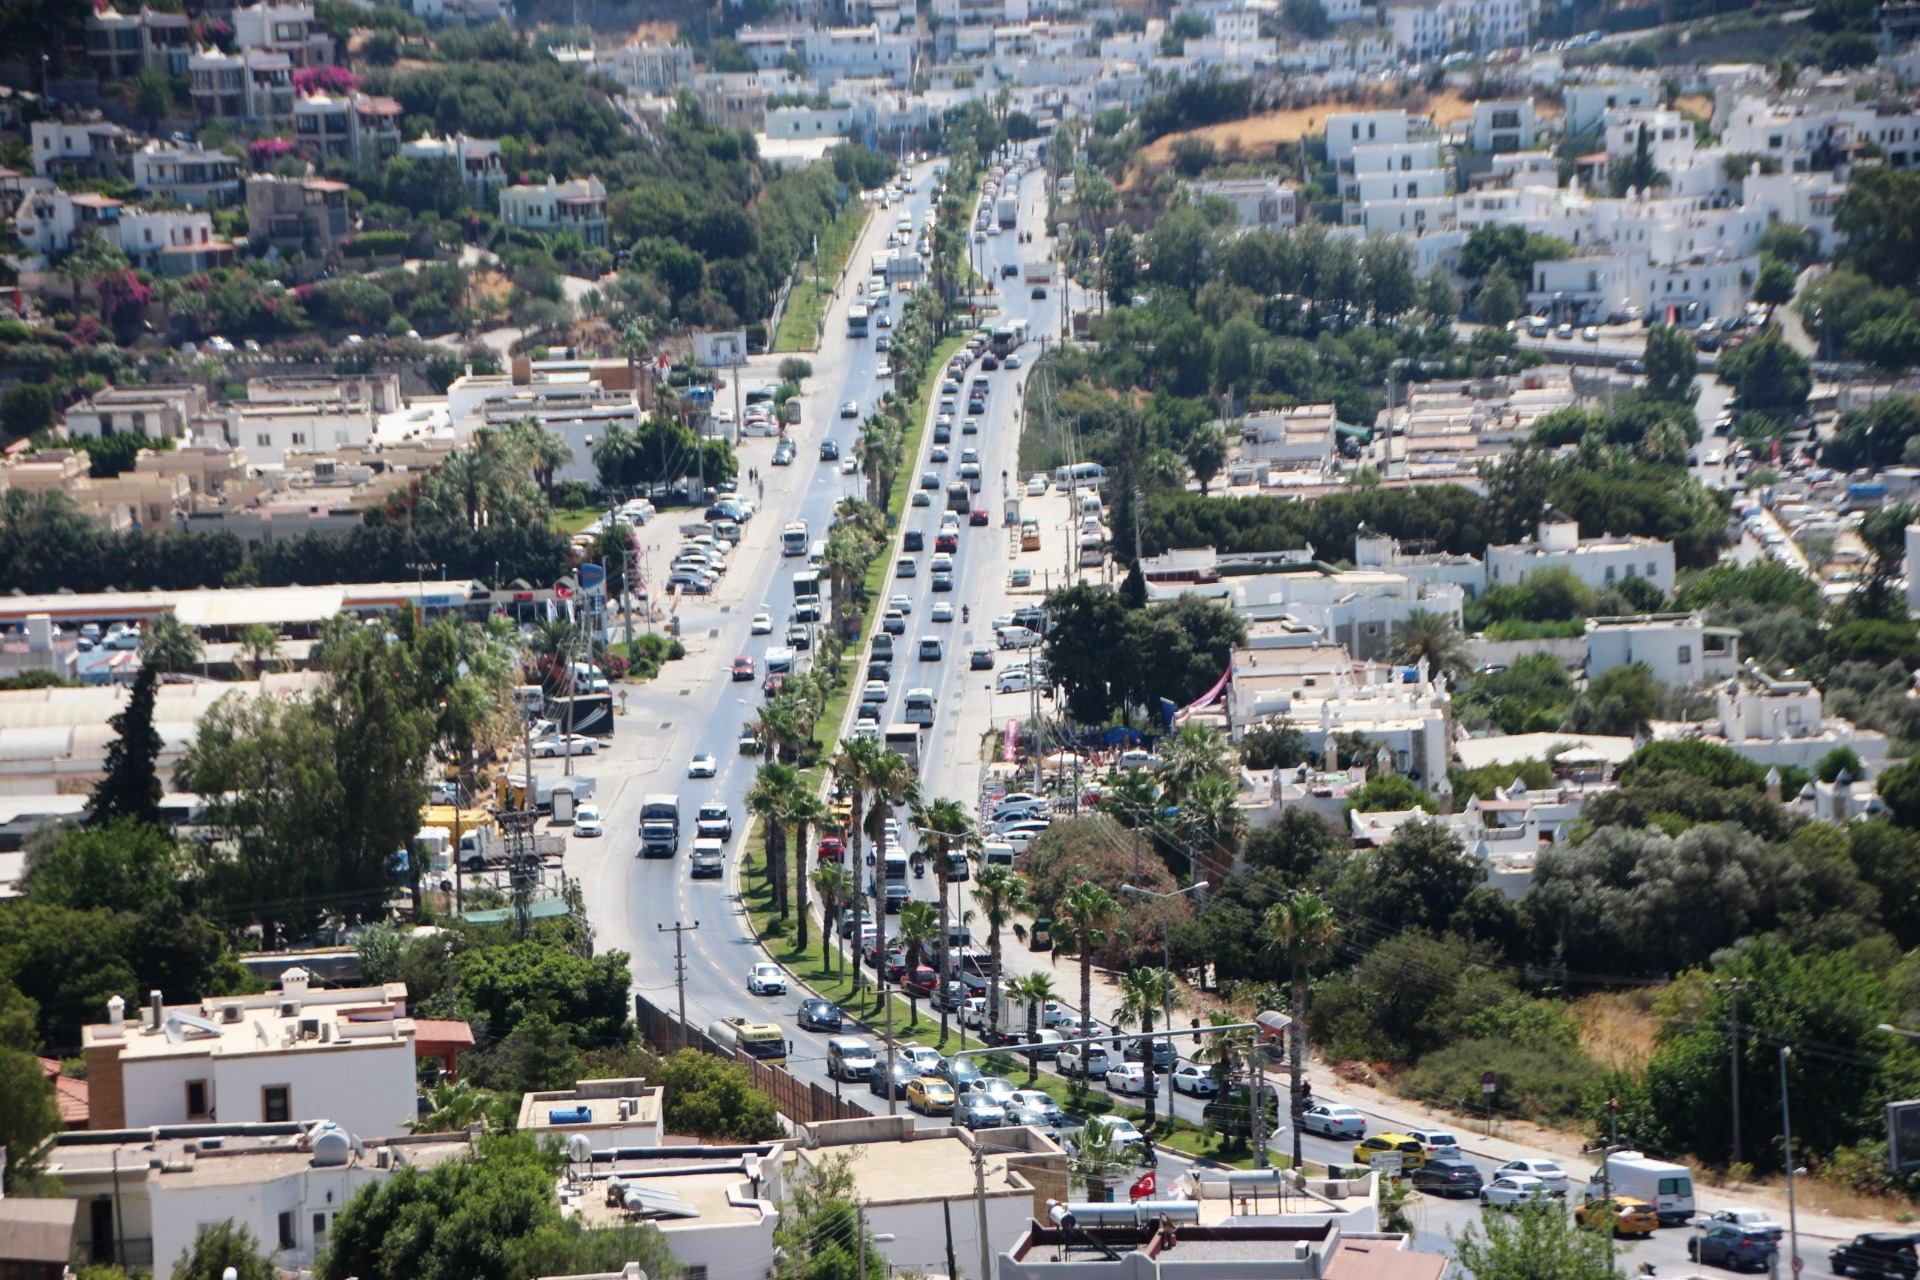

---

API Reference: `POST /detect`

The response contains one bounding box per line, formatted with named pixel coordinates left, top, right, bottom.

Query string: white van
left=827, top=1036, right=879, bottom=1081
left=997, top=625, right=1042, bottom=650
left=1601, top=1152, right=1695, bottom=1223
left=1053, top=462, right=1107, bottom=491
left=981, top=841, right=1016, bottom=867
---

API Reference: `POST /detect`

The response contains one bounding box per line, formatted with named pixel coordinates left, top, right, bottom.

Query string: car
left=997, top=670, right=1034, bottom=694
left=1481, top=1175, right=1551, bottom=1210
left=1709, top=1208, right=1784, bottom=1238
left=1004, top=353, right=1022, bottom=369
left=571, top=805, right=603, bottom=837
left=1031, top=286, right=1048, bottom=299
left=688, top=753, right=718, bottom=778
left=1575, top=1194, right=1658, bottom=1236
left=1829, top=1232, right=1919, bottom=1279
left=931, top=571, right=953, bottom=592
left=1168, top=1062, right=1218, bottom=1096
left=820, top=439, right=840, bottom=460
left=1001, top=263, right=1019, bottom=278
left=732, top=655, right=755, bottom=682
left=751, top=610, right=774, bottom=634
left=1411, top=1158, right=1485, bottom=1198
left=970, top=645, right=994, bottom=670
left=1583, top=325, right=1600, bottom=341
left=970, top=507, right=990, bottom=526
left=957, top=1092, right=1005, bottom=1128
left=1122, top=1038, right=1175, bottom=1069
left=1104, top=1117, right=1149, bottom=1160
left=1300, top=1103, right=1367, bottom=1138
left=901, top=1045, right=945, bottom=1074
left=906, top=1077, right=956, bottom=1116
left=1495, top=1159, right=1568, bottom=1196
left=787, top=623, right=811, bottom=649
left=904, top=530, right=925, bottom=551
left=937, top=1055, right=984, bottom=1090
left=533, top=735, right=598, bottom=757
left=1057, top=1042, right=1111, bottom=1077
left=1691, top=1223, right=1782, bottom=1272
left=1353, top=1134, right=1428, bottom=1171
left=798, top=999, right=845, bottom=1032
left=876, top=335, right=892, bottom=351
left=919, top=637, right=943, bottom=661
left=931, top=446, right=950, bottom=463
left=912, top=491, right=931, bottom=507
left=1555, top=322, right=1574, bottom=339
left=1104, top=1063, right=1151, bottom=1095
left=883, top=610, right=907, bottom=635
left=870, top=1059, right=916, bottom=1099
left=841, top=400, right=860, bottom=418
left=1005, top=1089, right=1067, bottom=1132
left=931, top=601, right=954, bottom=622
left=747, top=963, right=788, bottom=995
left=896, top=557, right=918, bottom=577
left=772, top=442, right=796, bottom=466
left=921, top=471, right=941, bottom=490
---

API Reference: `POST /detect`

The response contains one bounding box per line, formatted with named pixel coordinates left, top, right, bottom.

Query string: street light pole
left=1780, top=1045, right=1800, bottom=1278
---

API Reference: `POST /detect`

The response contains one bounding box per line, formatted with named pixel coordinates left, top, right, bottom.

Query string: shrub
left=1399, top=1035, right=1604, bottom=1125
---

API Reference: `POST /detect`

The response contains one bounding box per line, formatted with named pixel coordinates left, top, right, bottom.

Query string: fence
left=633, top=992, right=871, bottom=1125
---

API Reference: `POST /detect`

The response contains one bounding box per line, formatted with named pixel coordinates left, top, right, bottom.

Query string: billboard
left=692, top=330, right=748, bottom=368
left=1888, top=1100, right=1920, bottom=1173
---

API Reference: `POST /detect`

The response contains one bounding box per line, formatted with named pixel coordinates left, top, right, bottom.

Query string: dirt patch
left=1674, top=95, right=1715, bottom=123
left=469, top=269, right=513, bottom=309
left=1571, top=989, right=1661, bottom=1070
left=1137, top=91, right=1483, bottom=168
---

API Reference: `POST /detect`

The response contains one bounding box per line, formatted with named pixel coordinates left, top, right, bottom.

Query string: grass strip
left=775, top=205, right=868, bottom=353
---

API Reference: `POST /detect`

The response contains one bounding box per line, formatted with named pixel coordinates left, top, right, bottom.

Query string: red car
left=969, top=508, right=990, bottom=526
left=935, top=531, right=959, bottom=552
left=817, top=836, right=846, bottom=862
left=763, top=673, right=786, bottom=698
left=732, top=655, right=755, bottom=681
left=902, top=965, right=940, bottom=996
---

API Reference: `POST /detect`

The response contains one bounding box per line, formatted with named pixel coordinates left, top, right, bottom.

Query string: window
left=289, top=432, right=306, bottom=446
left=132, top=412, right=146, bottom=432
left=1604, top=566, right=1616, bottom=583
left=263, top=1085, right=291, bottom=1122
left=185, top=1080, right=210, bottom=1119
left=1647, top=561, right=1657, bottom=577
left=1678, top=646, right=1692, bottom=664
left=256, top=433, right=272, bottom=447
left=312, top=1213, right=328, bottom=1245
left=277, top=1212, right=295, bottom=1251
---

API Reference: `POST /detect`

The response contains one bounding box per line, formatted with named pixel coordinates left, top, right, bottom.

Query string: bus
left=884, top=723, right=923, bottom=769
left=793, top=568, right=822, bottom=603
left=990, top=318, right=1029, bottom=357
left=708, top=1016, right=787, bottom=1064
left=848, top=304, right=870, bottom=338
left=903, top=688, right=936, bottom=727
left=1052, top=462, right=1108, bottom=491
left=781, top=520, right=809, bottom=557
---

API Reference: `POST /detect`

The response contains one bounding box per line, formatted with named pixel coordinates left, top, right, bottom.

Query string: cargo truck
left=708, top=1016, right=787, bottom=1062
left=640, top=793, right=682, bottom=857
left=997, top=196, right=1017, bottom=229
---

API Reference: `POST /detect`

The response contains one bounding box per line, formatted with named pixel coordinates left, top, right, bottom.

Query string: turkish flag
left=554, top=585, right=574, bottom=599
left=1129, top=1172, right=1156, bottom=1201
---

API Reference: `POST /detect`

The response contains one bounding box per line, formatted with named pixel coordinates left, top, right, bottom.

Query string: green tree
left=896, top=899, right=939, bottom=1026
left=1102, top=225, right=1140, bottom=308
left=1010, top=970, right=1062, bottom=1083
left=1059, top=883, right=1123, bottom=1048
left=913, top=795, right=975, bottom=1042
left=454, top=941, right=631, bottom=1049
left=1116, top=967, right=1178, bottom=1135
left=1718, top=329, right=1811, bottom=422
left=0, top=384, right=55, bottom=439
left=1394, top=609, right=1471, bottom=681
left=1453, top=1201, right=1614, bottom=1280
left=652, top=1048, right=783, bottom=1141
left=1063, top=1116, right=1131, bottom=1199
left=139, top=611, right=204, bottom=674
left=171, top=1222, right=275, bottom=1280
left=1642, top=324, right=1699, bottom=404
left=1265, top=894, right=1338, bottom=1165
left=1562, top=662, right=1660, bottom=737
left=1421, top=268, right=1459, bottom=325
left=87, top=664, right=164, bottom=828
left=1753, top=256, right=1798, bottom=306
left=1238, top=719, right=1311, bottom=770
left=974, top=865, right=1028, bottom=1041
left=1835, top=165, right=1920, bottom=291
left=1477, top=267, right=1521, bottom=326
left=25, top=817, right=182, bottom=915
left=771, top=1151, right=888, bottom=1280
left=0, top=1047, right=61, bottom=1193
left=1184, top=425, right=1227, bottom=495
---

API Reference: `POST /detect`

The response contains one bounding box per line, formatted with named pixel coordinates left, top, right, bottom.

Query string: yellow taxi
left=906, top=1076, right=955, bottom=1116
left=1576, top=1194, right=1659, bottom=1237
left=1353, top=1133, right=1428, bottom=1171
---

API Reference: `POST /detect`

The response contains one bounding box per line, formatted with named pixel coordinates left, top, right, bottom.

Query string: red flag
left=1128, top=1172, right=1156, bottom=1201
left=554, top=584, right=574, bottom=599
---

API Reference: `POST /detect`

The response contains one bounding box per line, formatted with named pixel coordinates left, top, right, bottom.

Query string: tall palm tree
left=1060, top=884, right=1122, bottom=1045
left=915, top=796, right=977, bottom=1043
left=1394, top=609, right=1471, bottom=682
left=856, top=749, right=918, bottom=995
left=1184, top=774, right=1246, bottom=883
left=1009, top=971, right=1060, bottom=1083
left=236, top=623, right=282, bottom=679
left=1265, top=894, right=1339, bottom=1167
left=1064, top=1117, right=1129, bottom=1201
left=498, top=415, right=574, bottom=498
left=974, top=866, right=1027, bottom=1043
left=788, top=789, right=828, bottom=952
left=1116, top=967, right=1179, bottom=1141
left=746, top=762, right=802, bottom=918
left=812, top=863, right=854, bottom=973
left=1159, top=724, right=1230, bottom=808
left=830, top=737, right=887, bottom=988
left=896, top=900, right=939, bottom=1026
left=140, top=611, right=203, bottom=675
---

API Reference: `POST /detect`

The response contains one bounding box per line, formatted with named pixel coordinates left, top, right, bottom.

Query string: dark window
left=277, top=1211, right=295, bottom=1251
left=185, top=1080, right=209, bottom=1119
left=312, top=1213, right=327, bottom=1244
left=263, top=1085, right=291, bottom=1122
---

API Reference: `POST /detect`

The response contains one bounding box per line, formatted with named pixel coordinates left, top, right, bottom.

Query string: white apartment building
left=1324, top=108, right=1434, bottom=163
left=211, top=401, right=376, bottom=466
left=30, top=118, right=135, bottom=179
left=292, top=90, right=402, bottom=166
left=81, top=970, right=420, bottom=1135
left=1584, top=612, right=1742, bottom=687
left=398, top=133, right=505, bottom=202
left=62, top=385, right=208, bottom=442
left=497, top=176, right=608, bottom=247
left=1470, top=99, right=1537, bottom=153
left=1353, top=530, right=1487, bottom=597
left=86, top=5, right=194, bottom=80
left=518, top=1078, right=662, bottom=1153
left=600, top=39, right=695, bottom=93
left=1228, top=656, right=1454, bottom=782
left=1722, top=93, right=1920, bottom=172
left=1742, top=168, right=1844, bottom=253
left=1564, top=76, right=1662, bottom=134
left=131, top=140, right=243, bottom=208
left=1486, top=514, right=1676, bottom=597
left=801, top=25, right=913, bottom=84
left=1184, top=177, right=1300, bottom=229
left=1239, top=404, right=1338, bottom=470
left=231, top=1, right=332, bottom=67
left=1655, top=667, right=1890, bottom=774
left=446, top=371, right=625, bottom=487
left=11, top=188, right=230, bottom=274
left=189, top=47, right=296, bottom=126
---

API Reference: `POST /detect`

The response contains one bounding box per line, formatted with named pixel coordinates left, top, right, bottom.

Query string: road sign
left=1482, top=1071, right=1497, bottom=1095
left=1888, top=1099, right=1920, bottom=1173
left=1369, top=1152, right=1403, bottom=1178
left=692, top=331, right=748, bottom=369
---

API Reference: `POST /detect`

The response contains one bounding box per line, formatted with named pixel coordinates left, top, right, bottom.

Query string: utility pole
left=972, top=1143, right=992, bottom=1280
left=1250, top=1041, right=1268, bottom=1170
left=1717, top=977, right=1753, bottom=1166
left=1780, top=1046, right=1800, bottom=1279
left=658, top=921, right=698, bottom=1051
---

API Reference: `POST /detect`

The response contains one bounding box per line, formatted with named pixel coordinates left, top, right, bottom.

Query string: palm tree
left=1009, top=971, right=1060, bottom=1083
left=410, top=1080, right=501, bottom=1133
left=236, top=623, right=281, bottom=678
left=1395, top=609, right=1471, bottom=682
left=140, top=611, right=203, bottom=675
left=1060, top=884, right=1122, bottom=1046
left=897, top=900, right=939, bottom=1026
left=746, top=762, right=802, bottom=918
left=915, top=796, right=977, bottom=1043
left=1159, top=724, right=1230, bottom=808
left=830, top=737, right=887, bottom=988
left=1116, top=967, right=1180, bottom=1142
left=1184, top=774, right=1246, bottom=882
left=498, top=415, right=574, bottom=498
left=788, top=789, right=828, bottom=952
left=812, top=863, right=855, bottom=973
left=974, top=866, right=1028, bottom=1043
left=1105, top=768, right=1162, bottom=831
left=1265, top=894, right=1339, bottom=1167
left=1063, top=1117, right=1129, bottom=1201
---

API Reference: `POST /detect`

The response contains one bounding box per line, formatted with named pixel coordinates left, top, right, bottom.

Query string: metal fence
left=633, top=992, right=871, bottom=1125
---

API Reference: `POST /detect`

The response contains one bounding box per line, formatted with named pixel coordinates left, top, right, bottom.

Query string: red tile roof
left=37, top=1057, right=89, bottom=1128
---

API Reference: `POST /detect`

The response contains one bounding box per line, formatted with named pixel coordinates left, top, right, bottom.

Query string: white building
left=189, top=46, right=296, bottom=126
left=1564, top=76, right=1662, bottom=135
left=398, top=133, right=505, bottom=202
left=1239, top=405, right=1339, bottom=471
left=1469, top=99, right=1536, bottom=153
left=209, top=401, right=376, bottom=466
left=61, top=385, right=209, bottom=442
left=1353, top=529, right=1487, bottom=597
left=230, top=1, right=332, bottom=67
left=1226, top=650, right=1454, bottom=783
left=497, top=176, right=608, bottom=247
left=518, top=1078, right=662, bottom=1153
left=445, top=370, right=624, bottom=487
left=1184, top=177, right=1300, bottom=229
left=1584, top=612, right=1742, bottom=687
left=30, top=118, right=135, bottom=179
left=131, top=140, right=244, bottom=208
left=1324, top=108, right=1433, bottom=164
left=1486, top=513, right=1676, bottom=597
left=600, top=39, right=695, bottom=93
left=50, top=1123, right=472, bottom=1273
left=11, top=188, right=231, bottom=275
left=1682, top=666, right=1889, bottom=775
left=802, top=25, right=914, bottom=84
left=80, top=970, right=420, bottom=1136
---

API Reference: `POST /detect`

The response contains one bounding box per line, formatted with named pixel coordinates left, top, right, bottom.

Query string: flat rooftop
left=803, top=1132, right=1031, bottom=1206
left=570, top=1166, right=769, bottom=1231
left=47, top=1129, right=469, bottom=1185
left=84, top=983, right=415, bottom=1063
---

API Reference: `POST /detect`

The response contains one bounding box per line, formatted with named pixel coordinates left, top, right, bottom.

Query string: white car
left=1168, top=1062, right=1218, bottom=1096
left=533, top=735, right=597, bottom=757
left=1104, top=1063, right=1150, bottom=1095
left=1104, top=1117, right=1149, bottom=1159
left=888, top=594, right=913, bottom=615
left=841, top=400, right=860, bottom=418
left=747, top=963, right=788, bottom=996
left=688, top=753, right=718, bottom=778
left=571, top=805, right=604, bottom=837
left=1495, top=1159, right=1569, bottom=1196
left=751, top=611, right=774, bottom=635
left=931, top=601, right=954, bottom=622
left=1005, top=1088, right=1067, bottom=1132
left=1481, top=1175, right=1551, bottom=1210
left=1300, top=1103, right=1367, bottom=1138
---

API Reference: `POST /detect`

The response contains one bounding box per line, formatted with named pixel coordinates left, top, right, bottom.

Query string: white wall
left=121, top=1039, right=418, bottom=1136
